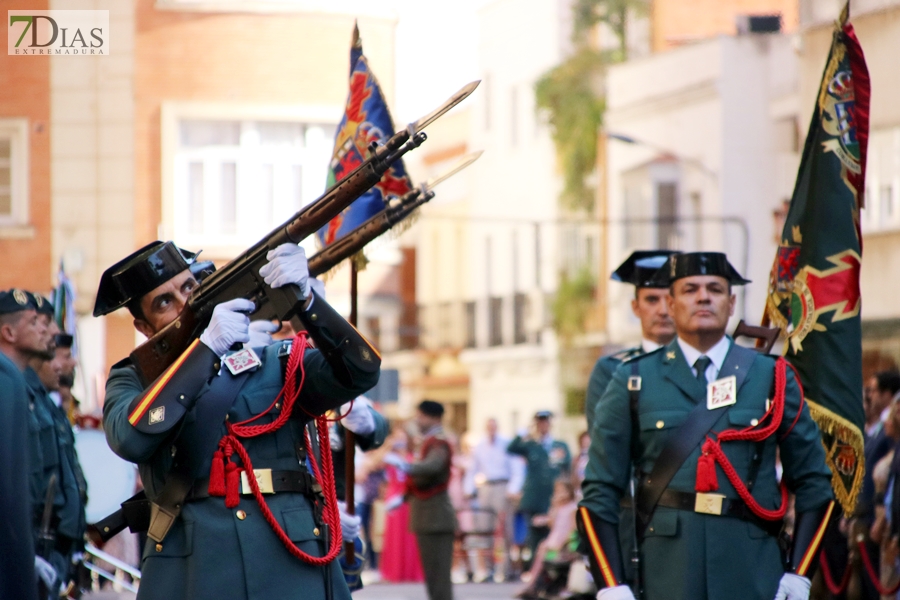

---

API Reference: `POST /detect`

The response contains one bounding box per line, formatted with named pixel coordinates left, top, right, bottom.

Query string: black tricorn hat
left=646, top=252, right=750, bottom=287
left=93, top=241, right=199, bottom=317
left=27, top=291, right=55, bottom=316
left=0, top=289, right=33, bottom=315
left=418, top=400, right=445, bottom=418
left=54, top=333, right=74, bottom=348
left=611, top=250, right=681, bottom=288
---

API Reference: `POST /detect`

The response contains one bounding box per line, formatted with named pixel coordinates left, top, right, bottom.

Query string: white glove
left=773, top=573, right=811, bottom=600
left=384, top=494, right=404, bottom=511
left=382, top=452, right=409, bottom=472
left=597, top=585, right=636, bottom=600
left=341, top=397, right=376, bottom=436
left=309, top=277, right=325, bottom=300
left=200, top=298, right=255, bottom=356
left=258, top=243, right=310, bottom=297
left=337, top=501, right=361, bottom=541
left=34, top=555, right=57, bottom=591
left=246, top=320, right=279, bottom=348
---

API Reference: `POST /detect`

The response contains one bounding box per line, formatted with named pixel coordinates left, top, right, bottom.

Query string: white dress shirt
left=677, top=335, right=731, bottom=383
left=463, top=434, right=525, bottom=496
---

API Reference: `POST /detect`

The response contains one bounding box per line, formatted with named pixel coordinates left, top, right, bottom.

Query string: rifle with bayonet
left=307, top=151, right=482, bottom=277
left=129, top=81, right=479, bottom=386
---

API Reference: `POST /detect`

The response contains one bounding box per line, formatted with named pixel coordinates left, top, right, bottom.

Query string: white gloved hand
left=309, top=277, right=325, bottom=300
left=258, top=243, right=310, bottom=297
left=245, top=320, right=279, bottom=348
left=340, top=397, right=376, bottom=436
left=596, top=585, right=636, bottom=600
left=337, top=501, right=361, bottom=541
left=382, top=452, right=409, bottom=472
left=34, top=555, right=57, bottom=590
left=773, top=573, right=811, bottom=600
left=199, top=298, right=255, bottom=356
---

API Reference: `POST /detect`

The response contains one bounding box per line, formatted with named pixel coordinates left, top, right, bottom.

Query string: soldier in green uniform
left=578, top=252, right=835, bottom=600
left=586, top=251, right=678, bottom=432
left=27, top=294, right=88, bottom=597
left=0, top=290, right=40, bottom=600
left=508, top=411, right=571, bottom=564
left=94, top=240, right=380, bottom=600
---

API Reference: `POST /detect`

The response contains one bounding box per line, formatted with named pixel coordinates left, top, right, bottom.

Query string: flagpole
left=344, top=260, right=358, bottom=562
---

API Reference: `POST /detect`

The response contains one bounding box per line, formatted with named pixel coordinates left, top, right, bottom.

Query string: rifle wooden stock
left=129, top=131, right=427, bottom=386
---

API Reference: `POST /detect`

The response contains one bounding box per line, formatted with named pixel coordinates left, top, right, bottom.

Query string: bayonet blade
left=409, top=80, right=480, bottom=134
left=423, top=150, right=484, bottom=192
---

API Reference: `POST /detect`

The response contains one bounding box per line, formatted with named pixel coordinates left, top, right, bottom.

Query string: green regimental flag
left=765, top=5, right=870, bottom=515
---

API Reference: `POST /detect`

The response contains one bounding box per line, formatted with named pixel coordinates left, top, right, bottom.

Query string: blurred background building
left=1, top=0, right=898, bottom=445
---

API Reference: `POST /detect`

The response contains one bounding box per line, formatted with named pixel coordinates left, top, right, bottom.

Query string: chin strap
left=577, top=506, right=624, bottom=590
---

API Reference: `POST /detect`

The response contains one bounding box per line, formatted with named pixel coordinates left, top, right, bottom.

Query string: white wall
left=604, top=33, right=800, bottom=342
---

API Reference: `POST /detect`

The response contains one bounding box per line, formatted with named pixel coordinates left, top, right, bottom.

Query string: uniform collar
left=676, top=335, right=730, bottom=373
left=641, top=338, right=662, bottom=353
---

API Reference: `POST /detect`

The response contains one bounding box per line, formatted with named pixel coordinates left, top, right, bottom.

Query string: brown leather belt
left=655, top=489, right=783, bottom=536
left=186, top=469, right=320, bottom=501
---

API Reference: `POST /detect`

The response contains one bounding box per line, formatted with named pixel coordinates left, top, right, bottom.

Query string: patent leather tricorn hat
left=93, top=241, right=199, bottom=317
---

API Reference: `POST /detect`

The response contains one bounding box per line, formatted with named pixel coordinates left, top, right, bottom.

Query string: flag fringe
left=807, top=399, right=865, bottom=515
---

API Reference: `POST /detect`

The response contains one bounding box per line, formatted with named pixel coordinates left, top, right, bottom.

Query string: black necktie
left=694, top=356, right=712, bottom=387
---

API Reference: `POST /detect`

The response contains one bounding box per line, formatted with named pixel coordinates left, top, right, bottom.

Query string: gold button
left=236, top=510, right=246, bottom=520
left=313, top=527, right=320, bottom=536
left=648, top=527, right=654, bottom=533
left=656, top=420, right=664, bottom=429
left=275, top=402, right=281, bottom=410
left=310, top=313, right=318, bottom=321
left=155, top=543, right=163, bottom=552
left=750, top=419, right=759, bottom=426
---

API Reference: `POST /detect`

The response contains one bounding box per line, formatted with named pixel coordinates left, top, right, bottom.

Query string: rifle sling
left=631, top=346, right=757, bottom=539
left=146, top=364, right=253, bottom=543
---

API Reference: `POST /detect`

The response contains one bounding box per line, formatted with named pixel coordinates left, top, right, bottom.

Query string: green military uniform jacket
left=586, top=346, right=642, bottom=432
left=580, top=338, right=832, bottom=600
left=25, top=368, right=86, bottom=583
left=0, top=353, right=38, bottom=600
left=103, top=338, right=379, bottom=600
left=508, top=436, right=571, bottom=515
left=407, top=427, right=457, bottom=535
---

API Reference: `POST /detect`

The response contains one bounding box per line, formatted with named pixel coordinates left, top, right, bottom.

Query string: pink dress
left=379, top=462, right=425, bottom=582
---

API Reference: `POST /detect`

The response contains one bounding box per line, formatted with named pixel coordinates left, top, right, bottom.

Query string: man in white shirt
left=463, top=417, right=525, bottom=581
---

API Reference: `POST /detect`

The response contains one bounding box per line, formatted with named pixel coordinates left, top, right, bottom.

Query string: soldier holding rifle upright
left=578, top=252, right=834, bottom=600
left=95, top=241, right=380, bottom=600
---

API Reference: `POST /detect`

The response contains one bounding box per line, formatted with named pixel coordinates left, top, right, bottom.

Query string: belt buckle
left=241, top=468, right=275, bottom=494
left=694, top=492, right=725, bottom=515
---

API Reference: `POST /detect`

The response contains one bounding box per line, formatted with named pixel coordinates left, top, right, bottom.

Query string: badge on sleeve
left=707, top=375, right=737, bottom=410
left=224, top=348, right=262, bottom=375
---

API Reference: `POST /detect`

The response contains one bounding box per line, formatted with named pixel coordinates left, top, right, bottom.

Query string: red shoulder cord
left=207, top=332, right=343, bottom=566
left=694, top=357, right=792, bottom=522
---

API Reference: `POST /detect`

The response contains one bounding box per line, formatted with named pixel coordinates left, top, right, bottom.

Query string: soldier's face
left=667, top=276, right=735, bottom=337
left=632, top=287, right=676, bottom=344
left=7, top=309, right=48, bottom=356
left=134, top=270, right=199, bottom=337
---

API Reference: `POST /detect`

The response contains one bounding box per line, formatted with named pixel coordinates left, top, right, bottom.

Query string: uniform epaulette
left=610, top=346, right=641, bottom=362
left=622, top=345, right=664, bottom=364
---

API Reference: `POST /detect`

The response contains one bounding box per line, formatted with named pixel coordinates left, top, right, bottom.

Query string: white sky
left=391, top=0, right=490, bottom=123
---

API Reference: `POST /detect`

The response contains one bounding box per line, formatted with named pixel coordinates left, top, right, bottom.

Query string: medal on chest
left=224, top=348, right=262, bottom=375
left=707, top=375, right=737, bottom=410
